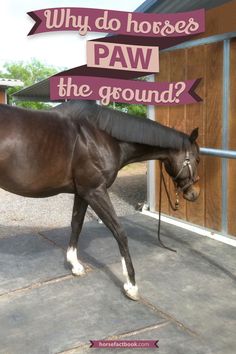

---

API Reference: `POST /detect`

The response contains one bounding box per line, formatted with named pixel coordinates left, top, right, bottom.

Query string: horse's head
left=164, top=128, right=200, bottom=202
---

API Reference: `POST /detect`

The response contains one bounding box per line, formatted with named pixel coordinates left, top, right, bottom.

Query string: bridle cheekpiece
left=172, top=151, right=199, bottom=193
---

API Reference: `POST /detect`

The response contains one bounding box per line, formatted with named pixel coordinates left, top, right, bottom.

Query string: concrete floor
left=0, top=213, right=235, bottom=354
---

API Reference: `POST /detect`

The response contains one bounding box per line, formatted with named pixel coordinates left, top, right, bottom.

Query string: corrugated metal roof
left=13, top=65, right=148, bottom=102
left=0, top=78, right=23, bottom=89
left=135, top=0, right=158, bottom=13
left=13, top=78, right=52, bottom=102
left=138, top=0, right=233, bottom=13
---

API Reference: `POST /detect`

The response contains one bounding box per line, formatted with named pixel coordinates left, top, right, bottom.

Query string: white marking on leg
left=121, top=257, right=128, bottom=277
left=121, top=257, right=139, bottom=300
left=124, top=282, right=139, bottom=301
left=67, top=247, right=85, bottom=276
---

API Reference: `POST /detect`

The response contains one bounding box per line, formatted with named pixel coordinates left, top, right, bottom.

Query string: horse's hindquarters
left=0, top=109, right=76, bottom=197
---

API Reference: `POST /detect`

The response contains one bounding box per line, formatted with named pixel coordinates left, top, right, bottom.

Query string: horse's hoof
left=72, top=266, right=85, bottom=276
left=124, top=282, right=139, bottom=301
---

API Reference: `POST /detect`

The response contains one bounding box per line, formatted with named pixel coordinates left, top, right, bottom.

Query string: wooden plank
left=185, top=45, right=206, bottom=226
left=155, top=52, right=170, bottom=214
left=168, top=49, right=187, bottom=219
left=204, top=42, right=223, bottom=231
left=228, top=38, right=236, bottom=236
left=0, top=90, right=5, bottom=104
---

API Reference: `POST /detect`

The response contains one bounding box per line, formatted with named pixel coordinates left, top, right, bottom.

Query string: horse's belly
left=0, top=169, right=74, bottom=197
left=0, top=152, right=74, bottom=197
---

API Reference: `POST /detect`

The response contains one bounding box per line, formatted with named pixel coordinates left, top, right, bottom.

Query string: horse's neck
left=119, top=142, right=169, bottom=168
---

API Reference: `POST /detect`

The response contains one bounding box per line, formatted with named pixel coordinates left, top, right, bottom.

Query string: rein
left=157, top=151, right=198, bottom=253
left=157, top=162, right=178, bottom=253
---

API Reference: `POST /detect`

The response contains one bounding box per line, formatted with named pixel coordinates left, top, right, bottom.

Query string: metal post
left=222, top=39, right=230, bottom=233
left=147, top=75, right=156, bottom=212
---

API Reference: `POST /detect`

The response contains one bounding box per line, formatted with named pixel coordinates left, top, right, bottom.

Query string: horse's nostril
left=183, top=186, right=200, bottom=201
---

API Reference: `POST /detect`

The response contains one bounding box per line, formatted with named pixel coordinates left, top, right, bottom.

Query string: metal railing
left=200, top=148, right=236, bottom=159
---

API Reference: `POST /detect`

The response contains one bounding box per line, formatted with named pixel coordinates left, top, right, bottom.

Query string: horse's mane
left=54, top=100, right=191, bottom=150
left=0, top=101, right=190, bottom=150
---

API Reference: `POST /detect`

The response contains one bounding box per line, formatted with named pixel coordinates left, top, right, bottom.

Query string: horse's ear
left=189, top=128, right=199, bottom=143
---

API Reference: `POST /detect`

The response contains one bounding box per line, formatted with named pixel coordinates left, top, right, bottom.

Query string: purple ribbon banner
left=28, top=8, right=205, bottom=38
left=50, top=76, right=202, bottom=106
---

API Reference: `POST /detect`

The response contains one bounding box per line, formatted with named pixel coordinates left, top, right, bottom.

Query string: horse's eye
left=196, top=157, right=200, bottom=164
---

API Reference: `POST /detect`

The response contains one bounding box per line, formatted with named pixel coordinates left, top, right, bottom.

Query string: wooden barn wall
left=0, top=90, right=6, bottom=104
left=194, top=0, right=236, bottom=41
left=155, top=41, right=227, bottom=234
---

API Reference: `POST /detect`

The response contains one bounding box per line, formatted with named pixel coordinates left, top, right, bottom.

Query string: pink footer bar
left=90, top=340, right=159, bottom=348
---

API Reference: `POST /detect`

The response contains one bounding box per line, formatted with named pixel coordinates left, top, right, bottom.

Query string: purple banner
left=50, top=76, right=202, bottom=106
left=28, top=8, right=205, bottom=38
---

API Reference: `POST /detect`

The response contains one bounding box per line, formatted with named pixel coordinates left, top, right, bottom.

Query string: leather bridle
left=157, top=151, right=199, bottom=253
left=172, top=151, right=199, bottom=193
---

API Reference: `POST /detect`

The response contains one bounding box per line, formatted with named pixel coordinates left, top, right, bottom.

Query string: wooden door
left=155, top=41, right=224, bottom=233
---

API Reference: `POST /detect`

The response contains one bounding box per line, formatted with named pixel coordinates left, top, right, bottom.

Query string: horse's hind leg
left=67, top=194, right=88, bottom=276
left=84, top=186, right=139, bottom=301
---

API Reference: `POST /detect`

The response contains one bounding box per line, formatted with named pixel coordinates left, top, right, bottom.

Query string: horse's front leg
left=83, top=186, right=139, bottom=301
left=67, top=194, right=88, bottom=276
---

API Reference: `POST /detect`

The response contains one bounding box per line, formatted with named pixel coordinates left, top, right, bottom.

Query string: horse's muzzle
left=183, top=183, right=200, bottom=202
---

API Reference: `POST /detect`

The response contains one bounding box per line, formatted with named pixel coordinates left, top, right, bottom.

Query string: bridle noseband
left=172, top=151, right=199, bottom=193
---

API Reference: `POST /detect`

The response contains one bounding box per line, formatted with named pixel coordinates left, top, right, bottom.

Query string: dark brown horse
left=0, top=101, right=200, bottom=300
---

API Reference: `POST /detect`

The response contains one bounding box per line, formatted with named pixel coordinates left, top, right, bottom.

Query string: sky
left=0, top=0, right=144, bottom=72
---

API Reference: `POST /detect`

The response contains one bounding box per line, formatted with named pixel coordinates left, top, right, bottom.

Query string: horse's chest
left=73, top=134, right=120, bottom=189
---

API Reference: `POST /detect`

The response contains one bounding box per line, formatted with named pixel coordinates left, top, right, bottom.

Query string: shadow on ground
left=0, top=214, right=235, bottom=354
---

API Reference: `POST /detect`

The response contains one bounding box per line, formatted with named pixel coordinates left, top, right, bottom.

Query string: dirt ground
left=1, top=164, right=235, bottom=354
left=109, top=162, right=147, bottom=213
left=0, top=162, right=147, bottom=237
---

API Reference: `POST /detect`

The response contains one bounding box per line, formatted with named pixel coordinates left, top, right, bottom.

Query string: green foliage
left=108, top=102, right=147, bottom=118
left=0, top=59, right=61, bottom=109
left=108, top=77, right=148, bottom=118
left=127, top=104, right=147, bottom=117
